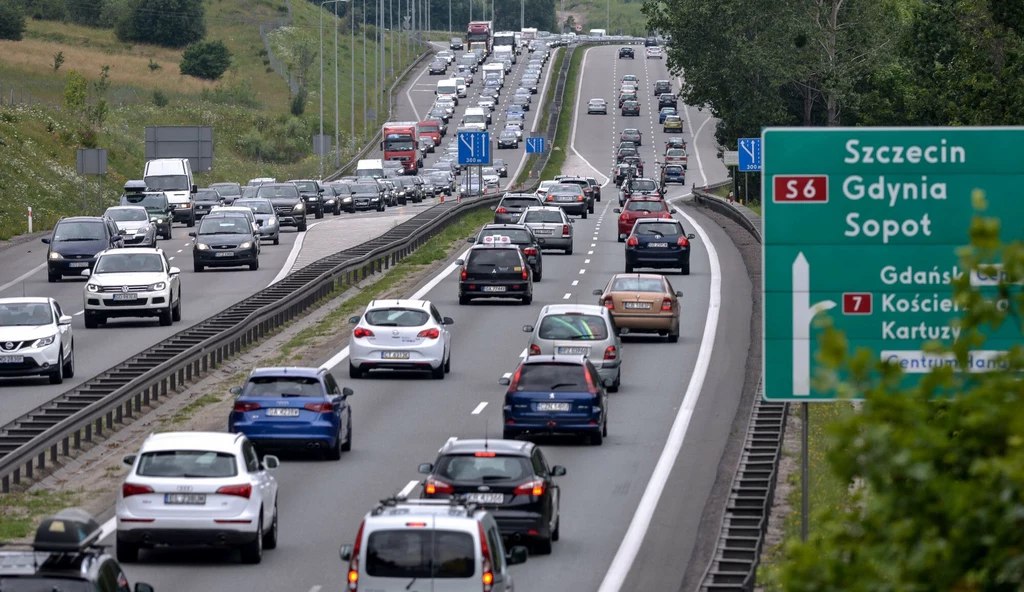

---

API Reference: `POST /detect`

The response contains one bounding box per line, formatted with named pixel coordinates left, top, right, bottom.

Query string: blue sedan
left=500, top=355, right=608, bottom=445
left=662, top=164, right=686, bottom=185
left=625, top=218, right=696, bottom=275
left=228, top=367, right=354, bottom=460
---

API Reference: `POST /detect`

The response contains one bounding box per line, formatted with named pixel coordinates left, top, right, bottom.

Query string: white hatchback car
left=348, top=299, right=454, bottom=380
left=0, top=297, right=75, bottom=385
left=82, top=249, right=181, bottom=329
left=116, top=431, right=280, bottom=564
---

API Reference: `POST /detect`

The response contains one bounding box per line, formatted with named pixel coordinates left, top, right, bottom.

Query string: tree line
left=310, top=0, right=558, bottom=37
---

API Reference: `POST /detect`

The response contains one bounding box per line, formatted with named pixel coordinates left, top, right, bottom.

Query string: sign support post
left=801, top=402, right=809, bottom=542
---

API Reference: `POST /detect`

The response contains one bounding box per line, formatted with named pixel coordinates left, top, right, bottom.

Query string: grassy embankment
left=514, top=47, right=565, bottom=187
left=0, top=0, right=426, bottom=240
left=565, top=0, right=648, bottom=36
left=538, top=44, right=588, bottom=180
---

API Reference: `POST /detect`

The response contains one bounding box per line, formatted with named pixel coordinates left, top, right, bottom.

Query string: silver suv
left=522, top=304, right=622, bottom=392
left=517, top=206, right=574, bottom=254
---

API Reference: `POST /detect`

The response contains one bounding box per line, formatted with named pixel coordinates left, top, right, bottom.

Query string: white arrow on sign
left=740, top=139, right=758, bottom=162
left=792, top=252, right=836, bottom=396
left=460, top=134, right=476, bottom=157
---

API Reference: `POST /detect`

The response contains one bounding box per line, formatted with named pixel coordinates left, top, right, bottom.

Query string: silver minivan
left=340, top=498, right=528, bottom=592
left=522, top=304, right=622, bottom=391
left=518, top=206, right=573, bottom=254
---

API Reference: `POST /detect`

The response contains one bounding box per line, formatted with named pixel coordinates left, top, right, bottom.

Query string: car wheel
left=533, top=535, right=553, bottom=555
left=459, top=295, right=470, bottom=305
left=348, top=363, right=362, bottom=379
left=297, top=221, right=308, bottom=232
left=84, top=312, right=99, bottom=329
left=47, top=271, right=60, bottom=283
left=609, top=371, right=621, bottom=393
left=116, top=537, right=140, bottom=563
left=588, top=204, right=594, bottom=214
left=326, top=427, right=342, bottom=460
left=187, top=213, right=195, bottom=228
left=681, top=263, right=690, bottom=275
left=502, top=429, right=516, bottom=440
left=171, top=293, right=182, bottom=322
left=551, top=516, right=560, bottom=541
left=590, top=430, right=604, bottom=446
left=49, top=352, right=65, bottom=385
left=315, top=209, right=324, bottom=219
left=263, top=501, right=279, bottom=549
left=249, top=259, right=260, bottom=271
left=273, top=237, right=280, bottom=245
left=625, top=264, right=634, bottom=273
left=534, top=267, right=542, bottom=282
left=158, top=302, right=173, bottom=326
left=444, top=353, right=451, bottom=373
left=239, top=516, right=263, bottom=564
left=431, top=362, right=446, bottom=379
left=63, top=342, right=75, bottom=378
left=194, top=262, right=204, bottom=273
left=341, top=416, right=353, bottom=451
left=522, top=293, right=533, bottom=305
left=565, top=244, right=573, bottom=255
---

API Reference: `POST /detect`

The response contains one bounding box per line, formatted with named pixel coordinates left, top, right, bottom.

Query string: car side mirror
left=340, top=544, right=354, bottom=562
left=498, top=373, right=512, bottom=386
left=455, top=259, right=465, bottom=266
left=122, top=454, right=137, bottom=466
left=342, top=387, right=354, bottom=397
left=442, top=317, right=455, bottom=325
left=135, top=584, right=155, bottom=592
left=331, top=395, right=343, bottom=405
left=688, top=233, right=695, bottom=239
left=522, top=324, right=534, bottom=332
left=168, top=267, right=180, bottom=275
left=676, top=290, right=684, bottom=297
left=58, top=315, right=73, bottom=325
left=262, top=455, right=280, bottom=470
left=41, top=237, right=51, bottom=244
left=191, top=184, right=198, bottom=193
left=613, top=208, right=621, bottom=213
left=551, top=465, right=566, bottom=476
left=348, top=316, right=360, bottom=324
left=466, top=236, right=476, bottom=243
left=188, top=232, right=196, bottom=237
left=417, top=462, right=434, bottom=474
left=592, top=289, right=603, bottom=296
left=80, top=269, right=91, bottom=277
left=507, top=545, right=529, bottom=565
left=229, top=386, right=242, bottom=396
left=619, top=327, right=630, bottom=335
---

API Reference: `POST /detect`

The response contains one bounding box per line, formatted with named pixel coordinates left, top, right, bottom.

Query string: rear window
left=501, top=198, right=539, bottom=208
left=366, top=530, right=475, bottom=579
left=634, top=221, right=682, bottom=236
left=515, top=363, right=589, bottom=391
left=537, top=313, right=609, bottom=340
left=435, top=454, right=531, bottom=482
left=137, top=450, right=238, bottom=478
left=479, top=228, right=531, bottom=244
left=242, top=376, right=322, bottom=397
left=631, top=180, right=657, bottom=192
left=523, top=210, right=563, bottom=223
left=364, top=308, right=430, bottom=327
left=612, top=277, right=666, bottom=293
left=665, top=166, right=683, bottom=174
left=467, top=248, right=521, bottom=270
left=626, top=201, right=666, bottom=212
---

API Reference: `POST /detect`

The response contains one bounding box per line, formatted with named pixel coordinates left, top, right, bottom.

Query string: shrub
left=63, top=70, right=88, bottom=115
left=115, top=0, right=205, bottom=48
left=78, top=126, right=98, bottom=148
left=180, top=40, right=232, bottom=80
left=0, top=2, right=26, bottom=41
left=67, top=0, right=104, bottom=26
left=289, top=87, right=307, bottom=116
left=152, top=89, right=169, bottom=106
left=200, top=80, right=260, bottom=108
left=148, top=59, right=161, bottom=72
left=22, top=0, right=65, bottom=22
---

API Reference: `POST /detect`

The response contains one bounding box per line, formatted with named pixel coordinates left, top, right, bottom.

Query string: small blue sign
left=738, top=138, right=761, bottom=172
left=458, top=131, right=491, bottom=165
left=525, top=137, right=545, bottom=154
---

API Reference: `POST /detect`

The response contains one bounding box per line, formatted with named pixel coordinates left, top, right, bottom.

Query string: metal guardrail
left=0, top=36, right=586, bottom=493
left=692, top=181, right=762, bottom=243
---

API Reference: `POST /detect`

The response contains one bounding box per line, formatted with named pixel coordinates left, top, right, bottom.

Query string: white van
left=462, top=107, right=489, bottom=131
left=452, top=76, right=468, bottom=98
left=356, top=158, right=385, bottom=179
left=436, top=79, right=460, bottom=105
left=340, top=498, right=528, bottom=592
left=144, top=158, right=197, bottom=227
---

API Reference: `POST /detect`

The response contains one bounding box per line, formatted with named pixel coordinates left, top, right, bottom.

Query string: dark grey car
left=493, top=194, right=544, bottom=224
left=233, top=198, right=281, bottom=245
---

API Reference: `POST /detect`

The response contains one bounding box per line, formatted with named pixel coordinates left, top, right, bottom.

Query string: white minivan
left=144, top=158, right=197, bottom=227
left=462, top=107, right=489, bottom=131
left=340, top=498, right=528, bottom=592
left=436, top=79, right=460, bottom=105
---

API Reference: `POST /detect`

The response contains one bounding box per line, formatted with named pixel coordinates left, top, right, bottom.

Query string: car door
left=429, top=304, right=451, bottom=358
left=486, top=522, right=510, bottom=591
left=532, top=449, right=558, bottom=532
left=162, top=252, right=178, bottom=303
left=243, top=438, right=275, bottom=530
left=324, top=373, right=348, bottom=437
left=51, top=300, right=72, bottom=360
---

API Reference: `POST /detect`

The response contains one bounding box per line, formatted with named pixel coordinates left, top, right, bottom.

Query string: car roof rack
left=371, top=496, right=483, bottom=516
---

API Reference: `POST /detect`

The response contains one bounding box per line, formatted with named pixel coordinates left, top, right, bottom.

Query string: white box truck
left=143, top=158, right=197, bottom=227
left=356, top=158, right=385, bottom=179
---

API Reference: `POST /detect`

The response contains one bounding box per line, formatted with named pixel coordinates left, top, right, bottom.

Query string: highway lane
left=116, top=44, right=750, bottom=592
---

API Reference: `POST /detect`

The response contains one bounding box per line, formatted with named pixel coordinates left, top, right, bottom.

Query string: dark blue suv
left=228, top=367, right=354, bottom=460
left=42, top=216, right=123, bottom=282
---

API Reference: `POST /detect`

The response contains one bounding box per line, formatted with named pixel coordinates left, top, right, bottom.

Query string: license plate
left=164, top=493, right=206, bottom=505
left=537, top=402, right=571, bottom=412
left=556, top=346, right=590, bottom=355
left=113, top=293, right=139, bottom=301
left=69, top=262, right=89, bottom=268
left=215, top=252, right=233, bottom=257
left=466, top=493, right=504, bottom=504
left=624, top=302, right=652, bottom=309
left=556, top=196, right=574, bottom=202
left=0, top=355, right=24, bottom=364
left=266, top=408, right=300, bottom=417
left=482, top=286, right=506, bottom=292
left=649, top=242, right=668, bottom=248
left=382, top=351, right=411, bottom=359
left=534, top=229, right=552, bottom=235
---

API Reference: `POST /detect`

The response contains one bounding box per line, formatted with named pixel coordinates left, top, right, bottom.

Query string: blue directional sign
left=738, top=138, right=762, bottom=172
left=525, top=137, right=545, bottom=154
left=458, top=131, right=491, bottom=165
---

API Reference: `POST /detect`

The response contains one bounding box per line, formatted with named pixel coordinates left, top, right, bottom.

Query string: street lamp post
left=320, top=0, right=350, bottom=179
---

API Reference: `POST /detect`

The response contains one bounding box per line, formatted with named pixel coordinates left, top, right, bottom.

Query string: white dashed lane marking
left=572, top=280, right=579, bottom=286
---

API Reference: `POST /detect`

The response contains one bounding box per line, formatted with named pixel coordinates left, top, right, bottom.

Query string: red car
left=615, top=198, right=673, bottom=241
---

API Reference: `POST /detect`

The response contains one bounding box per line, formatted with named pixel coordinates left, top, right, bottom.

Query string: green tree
left=179, top=40, right=232, bottom=80
left=0, top=1, right=26, bottom=41
left=63, top=70, right=88, bottom=115
left=776, top=193, right=1024, bottom=590
left=115, top=0, right=205, bottom=48
left=67, top=0, right=104, bottom=26
left=53, top=50, right=64, bottom=72
left=290, top=87, right=307, bottom=116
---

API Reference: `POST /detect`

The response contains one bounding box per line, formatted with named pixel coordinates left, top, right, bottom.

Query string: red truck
left=467, top=20, right=492, bottom=54
left=381, top=121, right=420, bottom=174
left=418, top=120, right=442, bottom=145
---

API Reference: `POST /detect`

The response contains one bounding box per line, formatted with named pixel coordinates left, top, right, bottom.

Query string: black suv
left=645, top=36, right=659, bottom=47
left=43, top=216, right=123, bottom=282
left=654, top=80, right=672, bottom=96
left=255, top=183, right=308, bottom=231
left=618, top=47, right=634, bottom=59
left=288, top=179, right=325, bottom=219
left=659, top=93, right=678, bottom=109
left=470, top=223, right=544, bottom=280
left=418, top=439, right=565, bottom=554
left=456, top=242, right=533, bottom=305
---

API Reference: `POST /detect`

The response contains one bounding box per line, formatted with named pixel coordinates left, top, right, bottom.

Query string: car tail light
left=529, top=344, right=541, bottom=355
left=522, top=268, right=529, bottom=280
left=661, top=212, right=672, bottom=219
left=603, top=297, right=614, bottom=309
left=418, top=328, right=440, bottom=339
left=234, top=401, right=261, bottom=412
left=507, top=365, right=523, bottom=390
left=348, top=520, right=364, bottom=591
left=562, top=224, right=570, bottom=236
left=479, top=522, right=494, bottom=592
left=121, top=483, right=154, bottom=498
left=546, top=195, right=554, bottom=201
left=523, top=247, right=537, bottom=256
left=304, top=402, right=334, bottom=412
left=678, top=236, right=690, bottom=246
left=576, top=195, right=584, bottom=201
left=496, top=206, right=508, bottom=213
left=353, top=327, right=374, bottom=338
left=627, top=236, right=639, bottom=246
left=513, top=479, right=546, bottom=497
left=424, top=477, right=454, bottom=495
left=662, top=298, right=673, bottom=311
left=460, top=268, right=467, bottom=281
left=216, top=483, right=253, bottom=498
left=620, top=213, right=628, bottom=221
left=604, top=345, right=618, bottom=360
left=584, top=366, right=599, bottom=394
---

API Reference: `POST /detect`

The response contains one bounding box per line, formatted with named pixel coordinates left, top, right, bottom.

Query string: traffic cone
left=457, top=193, right=462, bottom=203
left=440, top=193, right=445, bottom=204
left=728, top=190, right=735, bottom=203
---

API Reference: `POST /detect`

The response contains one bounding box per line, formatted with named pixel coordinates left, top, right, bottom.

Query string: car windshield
left=292, top=181, right=318, bottom=193
left=212, top=183, right=241, bottom=197
left=105, top=208, right=149, bottom=222
left=196, top=190, right=221, bottom=202
left=435, top=454, right=531, bottom=482
left=480, top=228, right=531, bottom=244
left=0, top=578, right=93, bottom=591
left=235, top=200, right=274, bottom=214
left=501, top=132, right=516, bottom=139
left=364, top=308, right=430, bottom=327
left=612, top=277, right=666, bottom=292
left=242, top=376, right=322, bottom=397
left=0, top=302, right=53, bottom=327
left=52, top=221, right=106, bottom=242
left=256, top=186, right=299, bottom=199
left=634, top=221, right=682, bottom=236
left=94, top=253, right=164, bottom=274
left=241, top=187, right=259, bottom=199
left=199, top=217, right=251, bottom=235
left=667, top=149, right=686, bottom=157
left=136, top=450, right=238, bottom=478
left=144, top=175, right=189, bottom=191
left=523, top=210, right=563, bottom=223
left=537, top=314, right=609, bottom=341
left=366, top=530, right=475, bottom=579
left=123, top=193, right=168, bottom=210
left=515, top=363, right=589, bottom=390
left=626, top=200, right=666, bottom=212
left=632, top=180, right=657, bottom=191
left=467, top=249, right=521, bottom=270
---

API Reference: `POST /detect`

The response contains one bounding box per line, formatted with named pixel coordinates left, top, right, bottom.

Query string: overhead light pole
left=320, top=0, right=350, bottom=178
left=363, top=0, right=367, bottom=140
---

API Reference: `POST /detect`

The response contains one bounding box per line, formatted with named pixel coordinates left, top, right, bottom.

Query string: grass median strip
left=0, top=490, right=81, bottom=541
left=540, top=45, right=592, bottom=181
left=516, top=48, right=567, bottom=187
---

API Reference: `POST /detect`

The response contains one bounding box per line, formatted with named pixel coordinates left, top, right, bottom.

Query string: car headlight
left=141, top=225, right=152, bottom=233
left=266, top=217, right=277, bottom=226
left=196, top=243, right=210, bottom=250
left=240, top=242, right=253, bottom=249
left=33, top=335, right=56, bottom=348
left=293, top=203, right=305, bottom=212
left=150, top=282, right=166, bottom=291
left=48, top=252, right=62, bottom=260
left=86, top=283, right=100, bottom=293
left=342, top=196, right=352, bottom=202
left=152, top=217, right=164, bottom=224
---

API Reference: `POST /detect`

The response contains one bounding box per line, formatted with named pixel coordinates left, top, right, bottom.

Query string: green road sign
left=762, top=127, right=1024, bottom=401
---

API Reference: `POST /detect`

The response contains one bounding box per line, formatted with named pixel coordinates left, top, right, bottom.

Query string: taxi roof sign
left=482, top=235, right=511, bottom=244
left=33, top=509, right=102, bottom=553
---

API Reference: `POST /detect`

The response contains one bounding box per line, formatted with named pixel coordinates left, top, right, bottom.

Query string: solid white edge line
left=398, top=479, right=419, bottom=498
left=268, top=221, right=322, bottom=287
left=471, top=401, right=488, bottom=415
left=0, top=262, right=45, bottom=295
left=320, top=247, right=473, bottom=371
left=596, top=200, right=722, bottom=592
left=406, top=62, right=429, bottom=122
left=569, top=46, right=611, bottom=186
left=99, top=517, right=115, bottom=541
